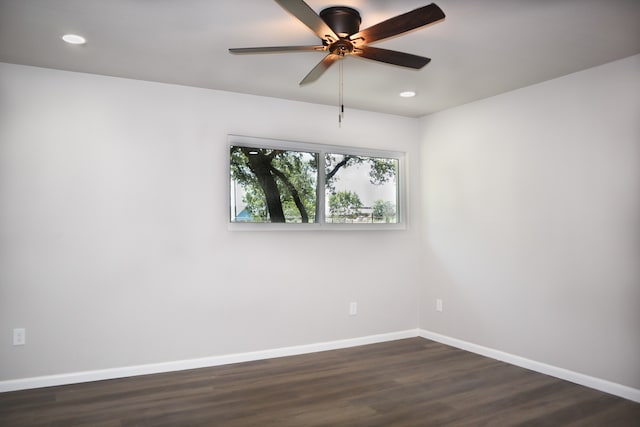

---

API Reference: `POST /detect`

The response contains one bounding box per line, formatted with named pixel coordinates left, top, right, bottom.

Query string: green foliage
left=230, top=147, right=317, bottom=223
left=368, top=158, right=397, bottom=185
left=372, top=199, right=396, bottom=223
left=231, top=147, right=398, bottom=224
left=329, top=191, right=363, bottom=222
left=325, top=154, right=397, bottom=194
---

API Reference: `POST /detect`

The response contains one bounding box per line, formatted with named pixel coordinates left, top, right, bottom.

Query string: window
left=229, top=135, right=405, bottom=230
left=325, top=154, right=398, bottom=224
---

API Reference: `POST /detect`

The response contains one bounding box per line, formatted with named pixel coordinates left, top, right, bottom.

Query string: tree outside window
left=229, top=137, right=402, bottom=227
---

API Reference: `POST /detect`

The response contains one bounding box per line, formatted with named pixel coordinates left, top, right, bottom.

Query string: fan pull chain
left=338, top=57, right=344, bottom=127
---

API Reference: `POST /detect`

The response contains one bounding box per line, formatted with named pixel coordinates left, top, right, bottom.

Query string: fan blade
left=350, top=3, right=445, bottom=45
left=275, top=0, right=339, bottom=42
left=353, top=46, right=431, bottom=69
left=229, top=45, right=325, bottom=54
left=300, top=54, right=340, bottom=86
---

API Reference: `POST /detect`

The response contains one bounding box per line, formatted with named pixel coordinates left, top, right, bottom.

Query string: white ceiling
left=1, top=0, right=639, bottom=117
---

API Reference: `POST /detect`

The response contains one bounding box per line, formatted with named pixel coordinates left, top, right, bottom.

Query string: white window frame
left=228, top=135, right=406, bottom=231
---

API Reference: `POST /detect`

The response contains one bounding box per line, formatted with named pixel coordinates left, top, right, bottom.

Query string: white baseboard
left=3, top=328, right=638, bottom=404
left=0, top=329, right=419, bottom=393
left=419, top=329, right=640, bottom=403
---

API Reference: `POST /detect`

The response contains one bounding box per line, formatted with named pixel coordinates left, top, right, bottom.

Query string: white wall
left=419, top=54, right=640, bottom=389
left=3, top=54, right=639, bottom=393
left=0, top=63, right=424, bottom=381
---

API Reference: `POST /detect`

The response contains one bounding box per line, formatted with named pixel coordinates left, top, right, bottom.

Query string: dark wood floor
left=1, top=338, right=639, bottom=426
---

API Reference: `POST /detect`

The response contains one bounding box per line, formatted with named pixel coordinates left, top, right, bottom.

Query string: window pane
left=325, top=154, right=398, bottom=223
left=230, top=146, right=318, bottom=223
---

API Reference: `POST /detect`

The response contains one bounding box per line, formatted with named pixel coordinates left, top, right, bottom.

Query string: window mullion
left=317, top=149, right=326, bottom=224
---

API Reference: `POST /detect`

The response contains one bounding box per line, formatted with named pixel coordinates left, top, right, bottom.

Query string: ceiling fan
left=229, top=0, right=445, bottom=86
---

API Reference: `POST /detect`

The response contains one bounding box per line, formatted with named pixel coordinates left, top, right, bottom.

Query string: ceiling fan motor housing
left=320, top=7, right=361, bottom=37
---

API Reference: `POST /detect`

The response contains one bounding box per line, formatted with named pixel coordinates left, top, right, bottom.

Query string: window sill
left=228, top=222, right=407, bottom=232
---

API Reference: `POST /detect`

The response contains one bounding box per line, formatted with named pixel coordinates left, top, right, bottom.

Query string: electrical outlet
left=436, top=299, right=443, bottom=312
left=13, top=328, right=26, bottom=346
left=349, top=302, right=358, bottom=316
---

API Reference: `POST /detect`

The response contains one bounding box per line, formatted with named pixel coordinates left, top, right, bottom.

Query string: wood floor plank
left=1, top=338, right=638, bottom=426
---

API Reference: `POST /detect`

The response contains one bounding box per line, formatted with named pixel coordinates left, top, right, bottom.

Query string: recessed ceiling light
left=62, top=34, right=86, bottom=45
left=399, top=91, right=416, bottom=98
